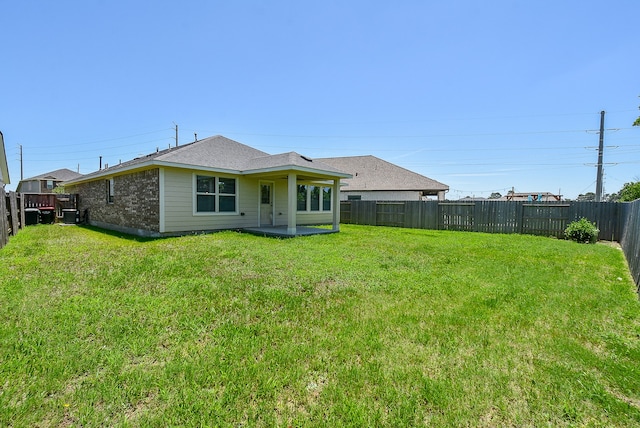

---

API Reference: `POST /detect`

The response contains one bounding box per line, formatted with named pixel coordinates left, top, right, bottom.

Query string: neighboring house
left=17, top=168, right=82, bottom=193
left=316, top=155, right=448, bottom=201
left=64, top=135, right=351, bottom=237
left=456, top=196, right=487, bottom=201
left=0, top=131, right=9, bottom=187
left=502, top=191, right=563, bottom=202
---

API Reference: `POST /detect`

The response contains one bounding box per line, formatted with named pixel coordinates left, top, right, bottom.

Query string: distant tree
left=576, top=192, right=596, bottom=202
left=489, top=192, right=502, bottom=199
left=634, top=97, right=640, bottom=126
left=607, top=192, right=620, bottom=202
left=617, top=181, right=640, bottom=202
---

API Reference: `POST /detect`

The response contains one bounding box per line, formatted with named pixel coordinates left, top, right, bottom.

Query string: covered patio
left=244, top=152, right=351, bottom=236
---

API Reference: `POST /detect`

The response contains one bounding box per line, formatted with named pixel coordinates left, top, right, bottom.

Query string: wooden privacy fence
left=620, top=200, right=640, bottom=290
left=0, top=190, right=9, bottom=249
left=341, top=200, right=622, bottom=239
left=341, top=199, right=640, bottom=291
left=2, top=192, right=22, bottom=249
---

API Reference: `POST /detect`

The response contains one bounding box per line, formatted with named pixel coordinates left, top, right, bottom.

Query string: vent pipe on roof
left=194, top=132, right=198, bottom=142
left=99, top=156, right=102, bottom=170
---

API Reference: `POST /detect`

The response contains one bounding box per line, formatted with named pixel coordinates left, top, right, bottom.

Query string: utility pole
left=595, top=110, right=605, bottom=202
left=19, top=144, right=23, bottom=180
left=173, top=123, right=179, bottom=147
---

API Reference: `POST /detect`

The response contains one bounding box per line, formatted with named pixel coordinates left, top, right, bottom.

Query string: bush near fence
left=341, top=199, right=640, bottom=292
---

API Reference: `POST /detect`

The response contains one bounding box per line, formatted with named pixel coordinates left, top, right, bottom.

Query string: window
left=297, top=185, right=332, bottom=212
left=46, top=180, right=54, bottom=190
left=260, top=184, right=271, bottom=204
left=323, top=187, right=332, bottom=210
left=310, top=186, right=320, bottom=211
left=347, top=195, right=361, bottom=201
left=297, top=184, right=307, bottom=211
left=195, top=175, right=237, bottom=213
left=106, top=178, right=114, bottom=203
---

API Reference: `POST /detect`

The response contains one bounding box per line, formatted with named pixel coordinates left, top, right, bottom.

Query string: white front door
left=259, top=182, right=274, bottom=226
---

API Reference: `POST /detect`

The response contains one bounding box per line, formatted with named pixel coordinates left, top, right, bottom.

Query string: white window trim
left=296, top=184, right=333, bottom=214
left=192, top=173, right=239, bottom=216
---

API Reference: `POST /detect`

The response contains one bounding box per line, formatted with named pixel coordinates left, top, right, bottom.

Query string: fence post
left=9, top=191, right=19, bottom=235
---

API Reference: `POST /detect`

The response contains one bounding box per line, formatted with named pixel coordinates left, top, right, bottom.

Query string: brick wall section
left=70, top=168, right=160, bottom=233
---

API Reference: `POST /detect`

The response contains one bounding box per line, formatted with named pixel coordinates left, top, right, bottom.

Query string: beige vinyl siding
left=296, top=211, right=334, bottom=224
left=162, top=168, right=259, bottom=232
left=162, top=168, right=333, bottom=232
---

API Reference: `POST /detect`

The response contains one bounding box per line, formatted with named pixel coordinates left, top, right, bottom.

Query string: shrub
left=564, top=218, right=599, bottom=244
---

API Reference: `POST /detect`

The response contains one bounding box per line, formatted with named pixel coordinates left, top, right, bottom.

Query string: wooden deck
left=242, top=225, right=337, bottom=238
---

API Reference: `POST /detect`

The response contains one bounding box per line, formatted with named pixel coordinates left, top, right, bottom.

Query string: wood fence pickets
left=376, top=202, right=405, bottom=227
left=339, top=201, right=351, bottom=224
left=405, top=201, right=422, bottom=228
left=619, top=200, right=640, bottom=291
left=342, top=200, right=624, bottom=240
left=0, top=191, right=8, bottom=248
left=9, top=192, right=19, bottom=236
left=422, top=201, right=439, bottom=230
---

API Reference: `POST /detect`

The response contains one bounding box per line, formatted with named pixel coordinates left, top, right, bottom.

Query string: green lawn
left=1, top=224, right=639, bottom=427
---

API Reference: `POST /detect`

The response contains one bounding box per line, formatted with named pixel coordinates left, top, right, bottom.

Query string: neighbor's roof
left=20, top=168, right=83, bottom=182
left=0, top=131, right=9, bottom=185
left=316, top=155, right=448, bottom=192
left=66, top=135, right=351, bottom=184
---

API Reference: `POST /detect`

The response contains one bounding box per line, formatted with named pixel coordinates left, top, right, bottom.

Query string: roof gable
left=317, top=155, right=448, bottom=192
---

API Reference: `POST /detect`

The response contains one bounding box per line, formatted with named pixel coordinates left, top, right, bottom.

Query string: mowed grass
left=1, top=224, right=639, bottom=427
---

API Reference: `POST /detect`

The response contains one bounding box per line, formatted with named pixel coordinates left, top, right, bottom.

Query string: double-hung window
left=297, top=185, right=332, bottom=212
left=195, top=175, right=237, bottom=213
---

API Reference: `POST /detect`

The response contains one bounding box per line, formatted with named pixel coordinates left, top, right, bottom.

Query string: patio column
left=332, top=178, right=340, bottom=231
left=287, top=172, right=297, bottom=235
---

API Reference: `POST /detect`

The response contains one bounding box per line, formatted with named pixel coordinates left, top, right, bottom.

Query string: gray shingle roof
left=66, top=135, right=351, bottom=184
left=22, top=168, right=83, bottom=182
left=156, top=135, right=270, bottom=170
left=316, top=155, right=448, bottom=192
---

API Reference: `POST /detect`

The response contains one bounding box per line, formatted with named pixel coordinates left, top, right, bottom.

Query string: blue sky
left=2, top=1, right=639, bottom=199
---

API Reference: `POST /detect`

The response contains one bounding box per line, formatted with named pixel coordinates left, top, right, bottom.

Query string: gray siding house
left=17, top=168, right=82, bottom=193
left=65, top=136, right=351, bottom=237
left=317, top=155, right=448, bottom=201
